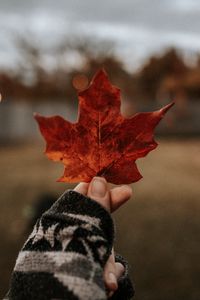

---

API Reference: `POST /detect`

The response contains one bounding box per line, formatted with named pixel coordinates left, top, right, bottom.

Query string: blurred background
left=0, top=0, right=200, bottom=299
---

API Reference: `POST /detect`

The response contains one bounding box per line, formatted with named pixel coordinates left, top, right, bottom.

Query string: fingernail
left=108, top=272, right=118, bottom=290
left=90, top=177, right=107, bottom=197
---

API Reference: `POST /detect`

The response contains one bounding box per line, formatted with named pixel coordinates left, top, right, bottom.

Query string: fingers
left=115, top=262, right=125, bottom=278
left=104, top=249, right=125, bottom=297
left=104, top=249, right=118, bottom=292
left=87, top=177, right=111, bottom=212
left=107, top=262, right=125, bottom=298
left=74, top=177, right=132, bottom=213
left=110, top=185, right=132, bottom=212
left=74, top=182, right=89, bottom=195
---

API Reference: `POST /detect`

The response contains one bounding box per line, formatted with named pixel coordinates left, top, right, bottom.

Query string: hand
left=74, top=176, right=132, bottom=297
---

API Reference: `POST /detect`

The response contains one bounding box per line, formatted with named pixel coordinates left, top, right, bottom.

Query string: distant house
left=0, top=97, right=199, bottom=144
left=0, top=99, right=77, bottom=143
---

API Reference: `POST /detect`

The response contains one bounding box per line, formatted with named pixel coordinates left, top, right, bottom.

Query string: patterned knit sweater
left=5, top=190, right=134, bottom=300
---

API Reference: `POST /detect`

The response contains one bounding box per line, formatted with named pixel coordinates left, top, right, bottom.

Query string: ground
left=0, top=139, right=200, bottom=299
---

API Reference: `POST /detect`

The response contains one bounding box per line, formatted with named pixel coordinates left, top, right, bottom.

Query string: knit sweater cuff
left=43, top=189, right=115, bottom=263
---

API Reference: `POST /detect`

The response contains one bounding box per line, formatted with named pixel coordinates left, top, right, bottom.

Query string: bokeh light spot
left=72, top=74, right=89, bottom=91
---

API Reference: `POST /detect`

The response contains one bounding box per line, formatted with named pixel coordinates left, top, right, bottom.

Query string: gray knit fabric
left=5, top=190, right=134, bottom=300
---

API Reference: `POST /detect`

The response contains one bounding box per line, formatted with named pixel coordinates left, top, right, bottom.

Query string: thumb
left=87, top=177, right=111, bottom=212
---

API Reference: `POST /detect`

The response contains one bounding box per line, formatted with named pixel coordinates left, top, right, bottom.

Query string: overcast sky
left=1, top=0, right=200, bottom=70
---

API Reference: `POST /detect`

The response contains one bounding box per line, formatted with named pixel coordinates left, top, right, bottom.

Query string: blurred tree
left=1, top=39, right=200, bottom=110
left=135, top=48, right=189, bottom=102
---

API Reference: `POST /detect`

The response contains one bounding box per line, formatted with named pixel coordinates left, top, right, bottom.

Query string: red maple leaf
left=34, top=69, right=174, bottom=184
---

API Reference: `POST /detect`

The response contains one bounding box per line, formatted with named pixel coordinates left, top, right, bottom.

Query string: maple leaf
left=34, top=69, right=174, bottom=184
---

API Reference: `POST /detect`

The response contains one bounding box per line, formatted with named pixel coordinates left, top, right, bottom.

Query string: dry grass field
left=0, top=139, right=200, bottom=299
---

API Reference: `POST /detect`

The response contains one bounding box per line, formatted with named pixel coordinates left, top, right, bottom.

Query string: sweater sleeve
left=7, top=190, right=134, bottom=300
